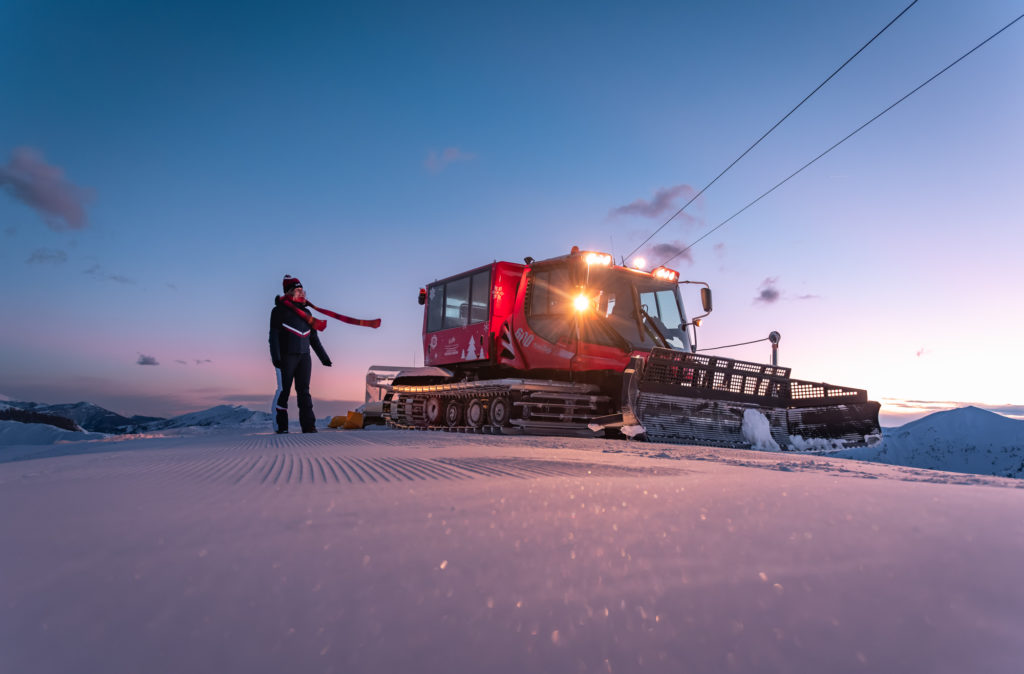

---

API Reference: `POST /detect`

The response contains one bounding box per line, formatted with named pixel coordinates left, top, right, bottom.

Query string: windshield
left=589, top=267, right=691, bottom=351
left=526, top=264, right=692, bottom=352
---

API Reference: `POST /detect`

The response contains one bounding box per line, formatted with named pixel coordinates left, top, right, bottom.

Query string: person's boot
left=276, top=409, right=289, bottom=434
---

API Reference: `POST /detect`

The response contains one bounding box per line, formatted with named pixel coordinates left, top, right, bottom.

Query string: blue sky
left=1, top=0, right=1022, bottom=423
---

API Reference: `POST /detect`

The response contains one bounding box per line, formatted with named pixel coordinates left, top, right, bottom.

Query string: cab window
left=426, top=269, right=492, bottom=332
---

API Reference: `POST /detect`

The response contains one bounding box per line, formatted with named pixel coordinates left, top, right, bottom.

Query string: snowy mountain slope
left=2, top=400, right=163, bottom=433
left=140, top=404, right=272, bottom=431
left=836, top=406, right=1024, bottom=478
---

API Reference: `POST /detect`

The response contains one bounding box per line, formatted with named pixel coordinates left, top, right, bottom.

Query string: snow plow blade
left=627, top=348, right=881, bottom=451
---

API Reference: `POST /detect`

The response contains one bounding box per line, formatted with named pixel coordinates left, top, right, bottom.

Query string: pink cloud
left=0, top=147, right=92, bottom=230
left=424, top=147, right=476, bottom=173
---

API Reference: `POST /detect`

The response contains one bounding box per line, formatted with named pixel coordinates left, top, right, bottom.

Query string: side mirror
left=700, top=287, right=713, bottom=313
left=417, top=288, right=427, bottom=305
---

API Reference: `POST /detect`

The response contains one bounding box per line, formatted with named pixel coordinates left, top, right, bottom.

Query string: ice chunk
left=740, top=409, right=780, bottom=451
left=621, top=424, right=646, bottom=439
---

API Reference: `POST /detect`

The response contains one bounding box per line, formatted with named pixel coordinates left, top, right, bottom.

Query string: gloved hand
left=272, top=359, right=282, bottom=369
left=322, top=359, right=332, bottom=367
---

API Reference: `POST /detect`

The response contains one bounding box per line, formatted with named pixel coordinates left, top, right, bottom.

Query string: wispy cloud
left=610, top=184, right=700, bottom=220
left=0, top=147, right=91, bottom=230
left=137, top=354, right=159, bottom=366
left=424, top=147, right=476, bottom=174
left=754, top=277, right=781, bottom=304
left=84, top=264, right=134, bottom=284
left=27, top=248, right=67, bottom=264
left=175, top=360, right=187, bottom=365
left=642, top=240, right=693, bottom=266
left=195, top=359, right=212, bottom=365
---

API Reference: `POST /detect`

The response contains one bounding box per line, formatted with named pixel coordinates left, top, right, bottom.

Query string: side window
left=529, top=268, right=570, bottom=315
left=526, top=267, right=572, bottom=343
left=469, top=270, right=490, bottom=324
left=444, top=276, right=470, bottom=329
left=427, top=284, right=444, bottom=332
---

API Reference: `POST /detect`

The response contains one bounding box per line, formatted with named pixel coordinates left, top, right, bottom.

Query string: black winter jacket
left=269, top=297, right=331, bottom=367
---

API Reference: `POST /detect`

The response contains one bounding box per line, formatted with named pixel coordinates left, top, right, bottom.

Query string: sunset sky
left=1, top=1, right=1021, bottom=424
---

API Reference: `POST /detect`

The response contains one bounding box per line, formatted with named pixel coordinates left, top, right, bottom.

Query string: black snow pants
left=273, top=353, right=315, bottom=432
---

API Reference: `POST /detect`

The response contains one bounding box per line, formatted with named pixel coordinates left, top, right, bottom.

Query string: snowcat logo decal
left=492, top=285, right=504, bottom=302
left=514, top=328, right=534, bottom=348
left=282, top=324, right=311, bottom=337
left=429, top=335, right=438, bottom=349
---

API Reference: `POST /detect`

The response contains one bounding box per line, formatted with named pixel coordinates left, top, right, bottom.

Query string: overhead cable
left=624, top=0, right=921, bottom=261
left=656, top=12, right=1024, bottom=269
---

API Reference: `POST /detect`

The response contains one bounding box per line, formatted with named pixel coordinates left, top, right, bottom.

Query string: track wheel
left=425, top=397, right=443, bottom=426
left=445, top=399, right=463, bottom=427
left=488, top=396, right=511, bottom=427
left=466, top=398, right=485, bottom=428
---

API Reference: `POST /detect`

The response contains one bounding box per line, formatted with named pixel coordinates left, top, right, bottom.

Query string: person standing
left=269, top=275, right=332, bottom=433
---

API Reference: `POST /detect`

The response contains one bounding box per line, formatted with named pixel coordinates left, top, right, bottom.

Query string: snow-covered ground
left=1, top=424, right=1022, bottom=674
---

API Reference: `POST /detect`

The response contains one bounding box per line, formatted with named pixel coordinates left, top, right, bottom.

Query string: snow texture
left=740, top=408, right=780, bottom=451
left=1, top=426, right=1022, bottom=674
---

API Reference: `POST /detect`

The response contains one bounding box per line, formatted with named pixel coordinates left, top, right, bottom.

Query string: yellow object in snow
left=343, top=411, right=364, bottom=429
left=328, top=411, right=364, bottom=429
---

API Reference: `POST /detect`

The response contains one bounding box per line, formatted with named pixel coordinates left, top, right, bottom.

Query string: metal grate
left=642, top=348, right=792, bottom=406
left=641, top=348, right=868, bottom=408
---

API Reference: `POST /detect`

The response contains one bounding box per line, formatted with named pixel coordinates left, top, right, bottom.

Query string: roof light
left=573, top=294, right=591, bottom=312
left=583, top=251, right=612, bottom=267
left=632, top=257, right=646, bottom=270
left=652, top=266, right=680, bottom=282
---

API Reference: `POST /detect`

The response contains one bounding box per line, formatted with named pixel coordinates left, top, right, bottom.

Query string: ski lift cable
left=656, top=11, right=1024, bottom=270
left=624, top=0, right=921, bottom=262
left=697, top=337, right=770, bottom=352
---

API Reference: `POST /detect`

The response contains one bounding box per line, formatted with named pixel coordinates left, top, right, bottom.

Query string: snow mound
left=741, top=409, right=780, bottom=451
left=0, top=420, right=102, bottom=446
left=788, top=435, right=847, bottom=452
left=836, top=406, right=1024, bottom=478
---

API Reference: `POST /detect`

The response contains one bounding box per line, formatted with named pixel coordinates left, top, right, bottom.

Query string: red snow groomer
left=381, top=247, right=880, bottom=450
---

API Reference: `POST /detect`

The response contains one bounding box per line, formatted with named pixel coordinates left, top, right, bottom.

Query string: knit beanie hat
left=282, top=275, right=303, bottom=293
